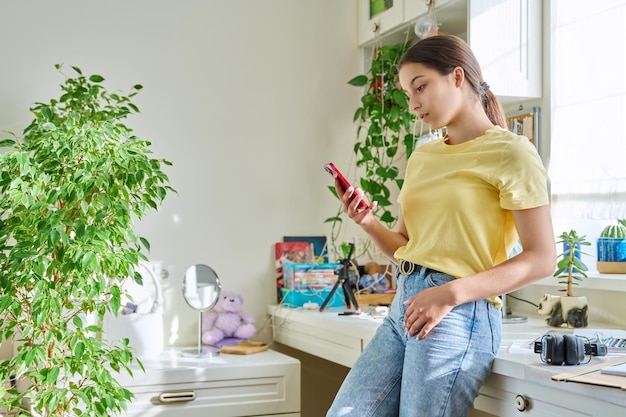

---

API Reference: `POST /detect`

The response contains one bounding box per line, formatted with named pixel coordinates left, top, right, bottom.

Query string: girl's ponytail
left=483, top=89, right=507, bottom=129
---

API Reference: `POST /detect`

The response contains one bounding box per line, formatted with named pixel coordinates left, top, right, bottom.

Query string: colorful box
left=282, top=263, right=339, bottom=290
left=280, top=288, right=346, bottom=308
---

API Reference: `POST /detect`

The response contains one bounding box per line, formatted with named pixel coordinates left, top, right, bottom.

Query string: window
left=549, top=0, right=626, bottom=220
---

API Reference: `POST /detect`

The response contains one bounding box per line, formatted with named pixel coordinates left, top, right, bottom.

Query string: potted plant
left=551, top=230, right=591, bottom=328
left=325, top=41, right=415, bottom=260
left=597, top=219, right=626, bottom=274
left=0, top=65, right=174, bottom=416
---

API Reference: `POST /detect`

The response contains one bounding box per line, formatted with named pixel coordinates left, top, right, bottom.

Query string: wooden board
left=597, top=262, right=626, bottom=274
left=552, top=358, right=626, bottom=390
left=220, top=342, right=269, bottom=355
left=355, top=293, right=395, bottom=306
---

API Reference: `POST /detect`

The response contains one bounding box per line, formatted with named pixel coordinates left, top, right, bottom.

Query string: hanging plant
left=325, top=41, right=415, bottom=259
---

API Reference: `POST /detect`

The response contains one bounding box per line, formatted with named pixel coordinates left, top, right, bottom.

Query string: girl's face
left=398, top=62, right=463, bottom=130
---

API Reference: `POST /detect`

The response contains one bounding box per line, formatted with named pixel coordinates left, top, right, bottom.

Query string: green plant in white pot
left=0, top=65, right=174, bottom=416
left=551, top=230, right=591, bottom=328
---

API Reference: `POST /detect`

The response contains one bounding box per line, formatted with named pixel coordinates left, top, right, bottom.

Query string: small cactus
left=600, top=223, right=626, bottom=238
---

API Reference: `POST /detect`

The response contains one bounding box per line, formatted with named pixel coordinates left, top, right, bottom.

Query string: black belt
left=399, top=260, right=441, bottom=276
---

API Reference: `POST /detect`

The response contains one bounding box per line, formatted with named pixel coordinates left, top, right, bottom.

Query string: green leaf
left=47, top=366, right=60, bottom=384
left=139, top=237, right=150, bottom=252
left=348, top=74, right=369, bottom=87
left=74, top=342, right=85, bottom=359
left=324, top=216, right=343, bottom=224
left=82, top=252, right=96, bottom=269
left=72, top=315, right=83, bottom=330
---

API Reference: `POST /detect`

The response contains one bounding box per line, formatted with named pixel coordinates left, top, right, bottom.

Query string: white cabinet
left=468, top=0, right=542, bottom=102
left=357, top=0, right=410, bottom=46
left=357, top=0, right=464, bottom=47
left=267, top=306, right=626, bottom=417
left=117, top=349, right=301, bottom=417
left=402, top=0, right=430, bottom=27
left=404, top=0, right=460, bottom=24
left=474, top=372, right=626, bottom=417
left=356, top=0, right=542, bottom=102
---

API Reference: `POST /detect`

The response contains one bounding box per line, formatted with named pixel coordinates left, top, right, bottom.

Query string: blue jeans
left=326, top=265, right=502, bottom=417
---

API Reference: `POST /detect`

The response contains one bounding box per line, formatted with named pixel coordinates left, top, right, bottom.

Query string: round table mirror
left=181, top=264, right=221, bottom=357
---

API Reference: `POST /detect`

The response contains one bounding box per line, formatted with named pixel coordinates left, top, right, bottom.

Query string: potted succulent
left=550, top=230, right=591, bottom=327
left=0, top=65, right=174, bottom=416
left=597, top=219, right=626, bottom=274
left=325, top=40, right=415, bottom=260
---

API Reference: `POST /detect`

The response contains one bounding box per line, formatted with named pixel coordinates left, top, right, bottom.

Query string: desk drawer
left=125, top=374, right=299, bottom=417
left=475, top=374, right=591, bottom=417
left=273, top=320, right=362, bottom=367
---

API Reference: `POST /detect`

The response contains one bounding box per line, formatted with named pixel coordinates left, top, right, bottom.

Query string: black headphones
left=533, top=333, right=608, bottom=366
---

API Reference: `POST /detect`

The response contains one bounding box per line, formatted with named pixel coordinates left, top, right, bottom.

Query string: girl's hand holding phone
left=324, top=163, right=375, bottom=221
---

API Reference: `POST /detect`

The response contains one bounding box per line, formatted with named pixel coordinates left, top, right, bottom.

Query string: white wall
left=0, top=0, right=361, bottom=347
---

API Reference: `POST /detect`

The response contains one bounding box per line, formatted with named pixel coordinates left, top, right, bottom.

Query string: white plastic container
left=102, top=261, right=164, bottom=359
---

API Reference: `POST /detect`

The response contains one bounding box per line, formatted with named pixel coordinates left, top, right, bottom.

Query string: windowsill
left=531, top=271, right=626, bottom=292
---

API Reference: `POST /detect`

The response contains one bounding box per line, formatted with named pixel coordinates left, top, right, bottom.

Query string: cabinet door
left=469, top=0, right=542, bottom=102
left=475, top=373, right=595, bottom=417
left=402, top=0, right=429, bottom=27
left=405, top=0, right=462, bottom=25
left=475, top=387, right=591, bottom=417
left=358, top=0, right=406, bottom=46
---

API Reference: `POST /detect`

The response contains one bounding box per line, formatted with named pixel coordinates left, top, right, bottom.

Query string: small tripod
left=319, top=243, right=361, bottom=313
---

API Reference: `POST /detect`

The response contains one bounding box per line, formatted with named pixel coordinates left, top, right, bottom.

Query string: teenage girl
left=326, top=34, right=555, bottom=417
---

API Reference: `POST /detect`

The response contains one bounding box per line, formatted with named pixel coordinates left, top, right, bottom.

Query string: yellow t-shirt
left=394, top=126, right=549, bottom=280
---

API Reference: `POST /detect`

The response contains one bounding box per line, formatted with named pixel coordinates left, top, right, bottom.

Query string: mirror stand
left=180, top=311, right=221, bottom=358
left=180, top=264, right=222, bottom=358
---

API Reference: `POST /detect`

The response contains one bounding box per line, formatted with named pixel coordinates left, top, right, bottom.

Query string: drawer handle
left=157, top=391, right=197, bottom=404
left=515, top=394, right=529, bottom=411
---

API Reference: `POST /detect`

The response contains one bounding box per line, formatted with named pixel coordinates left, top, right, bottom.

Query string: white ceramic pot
left=560, top=295, right=588, bottom=328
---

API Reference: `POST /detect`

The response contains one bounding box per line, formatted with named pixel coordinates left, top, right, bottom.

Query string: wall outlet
left=151, top=262, right=175, bottom=280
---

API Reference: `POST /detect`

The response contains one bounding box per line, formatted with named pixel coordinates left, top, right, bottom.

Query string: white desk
left=268, top=305, right=626, bottom=417
left=115, top=348, right=300, bottom=417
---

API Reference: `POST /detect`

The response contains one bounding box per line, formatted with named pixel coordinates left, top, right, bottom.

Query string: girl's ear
left=452, top=66, right=465, bottom=88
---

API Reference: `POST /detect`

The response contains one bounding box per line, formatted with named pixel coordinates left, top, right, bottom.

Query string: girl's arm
left=404, top=205, right=555, bottom=339
left=446, top=205, right=556, bottom=303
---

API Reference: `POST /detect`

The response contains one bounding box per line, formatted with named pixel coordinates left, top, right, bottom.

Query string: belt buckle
left=400, top=260, right=415, bottom=275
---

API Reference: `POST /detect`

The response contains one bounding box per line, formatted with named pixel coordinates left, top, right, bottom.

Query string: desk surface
left=268, top=305, right=626, bottom=408
left=115, top=348, right=300, bottom=387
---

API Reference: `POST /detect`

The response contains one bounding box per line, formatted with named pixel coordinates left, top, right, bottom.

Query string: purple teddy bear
left=202, top=290, right=256, bottom=345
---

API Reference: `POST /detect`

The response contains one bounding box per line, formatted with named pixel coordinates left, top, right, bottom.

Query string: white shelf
left=532, top=272, right=626, bottom=292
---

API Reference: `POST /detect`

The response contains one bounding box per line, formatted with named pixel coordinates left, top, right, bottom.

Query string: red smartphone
left=324, top=162, right=369, bottom=209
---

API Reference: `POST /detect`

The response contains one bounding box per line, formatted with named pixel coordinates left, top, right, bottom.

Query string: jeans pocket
left=426, top=271, right=455, bottom=287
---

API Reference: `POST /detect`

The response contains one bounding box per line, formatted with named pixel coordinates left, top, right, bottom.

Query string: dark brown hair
left=399, top=35, right=507, bottom=128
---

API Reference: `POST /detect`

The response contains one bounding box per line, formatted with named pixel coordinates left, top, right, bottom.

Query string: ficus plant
left=325, top=41, right=415, bottom=259
left=0, top=64, right=174, bottom=416
left=554, top=230, right=591, bottom=297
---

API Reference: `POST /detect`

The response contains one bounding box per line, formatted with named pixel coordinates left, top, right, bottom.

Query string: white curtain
left=549, top=0, right=626, bottom=219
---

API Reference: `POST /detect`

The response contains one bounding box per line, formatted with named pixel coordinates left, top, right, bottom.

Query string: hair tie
left=481, top=81, right=490, bottom=91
